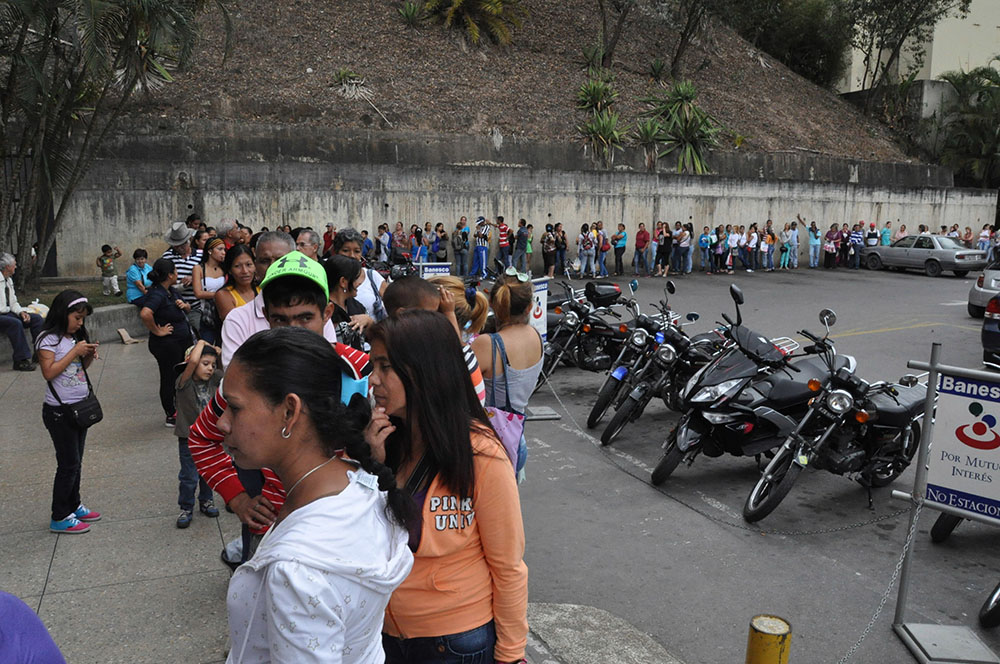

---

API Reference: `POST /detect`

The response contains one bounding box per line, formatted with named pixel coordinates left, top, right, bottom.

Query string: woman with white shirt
left=220, top=327, right=413, bottom=664
left=726, top=226, right=740, bottom=274
left=191, top=237, right=227, bottom=344
left=335, top=228, right=388, bottom=326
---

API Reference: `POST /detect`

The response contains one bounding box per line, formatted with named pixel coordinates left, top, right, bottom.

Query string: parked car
left=967, top=261, right=1000, bottom=318
left=862, top=235, right=988, bottom=278
left=982, top=293, right=1000, bottom=367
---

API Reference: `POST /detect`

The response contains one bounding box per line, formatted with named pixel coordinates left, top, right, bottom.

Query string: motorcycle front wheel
left=870, top=420, right=921, bottom=488
left=743, top=445, right=802, bottom=523
left=600, top=390, right=647, bottom=446
left=980, top=581, right=1000, bottom=628
left=930, top=513, right=963, bottom=543
left=651, top=430, right=684, bottom=485
left=587, top=376, right=622, bottom=429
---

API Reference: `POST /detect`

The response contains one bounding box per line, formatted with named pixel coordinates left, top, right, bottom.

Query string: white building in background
left=838, top=0, right=1000, bottom=93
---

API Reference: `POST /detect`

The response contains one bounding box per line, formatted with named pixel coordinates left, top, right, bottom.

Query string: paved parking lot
left=1, top=265, right=997, bottom=663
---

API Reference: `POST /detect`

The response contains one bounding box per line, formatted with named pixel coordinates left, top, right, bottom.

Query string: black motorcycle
left=536, top=281, right=627, bottom=389
left=742, top=310, right=927, bottom=523
left=650, top=285, right=816, bottom=485
left=586, top=281, right=677, bottom=429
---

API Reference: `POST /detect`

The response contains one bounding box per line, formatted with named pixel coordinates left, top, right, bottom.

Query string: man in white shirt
left=0, top=253, right=43, bottom=371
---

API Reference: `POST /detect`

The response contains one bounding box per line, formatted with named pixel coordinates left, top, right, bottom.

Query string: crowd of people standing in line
left=14, top=207, right=548, bottom=664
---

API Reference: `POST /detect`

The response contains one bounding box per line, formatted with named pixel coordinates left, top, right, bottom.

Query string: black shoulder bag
left=48, top=363, right=103, bottom=428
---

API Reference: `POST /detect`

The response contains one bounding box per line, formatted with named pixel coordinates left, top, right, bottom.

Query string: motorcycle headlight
left=826, top=389, right=854, bottom=414
left=564, top=311, right=580, bottom=327
left=691, top=379, right=743, bottom=403
left=656, top=344, right=677, bottom=366
left=630, top=328, right=649, bottom=348
left=684, top=365, right=708, bottom=399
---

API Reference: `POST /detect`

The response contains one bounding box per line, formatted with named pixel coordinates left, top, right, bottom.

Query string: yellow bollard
left=745, top=614, right=792, bottom=664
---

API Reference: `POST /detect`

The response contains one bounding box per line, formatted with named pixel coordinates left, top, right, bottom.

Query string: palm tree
left=0, top=0, right=231, bottom=288
left=937, top=62, right=1000, bottom=190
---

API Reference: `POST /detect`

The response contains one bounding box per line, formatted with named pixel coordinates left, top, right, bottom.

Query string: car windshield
left=935, top=236, right=968, bottom=251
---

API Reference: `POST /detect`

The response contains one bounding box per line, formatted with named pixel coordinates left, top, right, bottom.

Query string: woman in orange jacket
left=366, top=310, right=529, bottom=664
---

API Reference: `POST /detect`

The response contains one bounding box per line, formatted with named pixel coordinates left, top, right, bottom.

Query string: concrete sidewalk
left=0, top=340, right=676, bottom=664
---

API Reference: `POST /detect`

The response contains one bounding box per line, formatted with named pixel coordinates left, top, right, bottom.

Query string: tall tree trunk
left=671, top=1, right=706, bottom=79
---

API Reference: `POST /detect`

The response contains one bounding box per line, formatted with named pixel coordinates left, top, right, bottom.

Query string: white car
left=968, top=260, right=1000, bottom=318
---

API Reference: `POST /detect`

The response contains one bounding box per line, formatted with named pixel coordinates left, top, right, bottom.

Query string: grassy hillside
left=131, top=0, right=911, bottom=163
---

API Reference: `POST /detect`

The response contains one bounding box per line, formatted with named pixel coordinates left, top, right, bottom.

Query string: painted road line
left=831, top=321, right=980, bottom=338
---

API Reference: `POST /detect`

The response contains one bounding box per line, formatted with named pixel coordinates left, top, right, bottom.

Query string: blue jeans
left=555, top=248, right=566, bottom=275
left=851, top=246, right=862, bottom=269
left=809, top=244, right=820, bottom=267
left=671, top=246, right=684, bottom=273
left=634, top=248, right=648, bottom=274
left=597, top=250, right=609, bottom=276
left=0, top=311, right=42, bottom=363
left=789, top=245, right=799, bottom=267
left=384, top=621, right=495, bottom=664
left=700, top=247, right=711, bottom=270
left=498, top=245, right=511, bottom=267
left=469, top=246, right=489, bottom=278
left=512, top=248, right=527, bottom=273
left=455, top=250, right=467, bottom=277
left=178, top=437, right=212, bottom=511
left=686, top=245, right=694, bottom=273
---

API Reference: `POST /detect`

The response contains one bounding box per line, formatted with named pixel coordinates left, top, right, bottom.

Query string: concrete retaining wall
left=55, top=146, right=996, bottom=277
left=0, top=305, right=148, bottom=361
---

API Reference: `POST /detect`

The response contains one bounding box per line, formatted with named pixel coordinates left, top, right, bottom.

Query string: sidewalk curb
left=527, top=603, right=686, bottom=664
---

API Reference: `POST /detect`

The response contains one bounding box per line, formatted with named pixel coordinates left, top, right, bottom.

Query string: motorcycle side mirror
left=665, top=281, right=676, bottom=295
left=819, top=308, right=837, bottom=328
left=686, top=312, right=700, bottom=322
left=629, top=279, right=639, bottom=294
left=899, top=374, right=919, bottom=387
left=730, top=284, right=744, bottom=305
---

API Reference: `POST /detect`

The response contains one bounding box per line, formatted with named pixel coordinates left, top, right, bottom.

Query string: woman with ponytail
left=472, top=273, right=544, bottom=415
left=219, top=327, right=413, bottom=663
left=366, top=311, right=528, bottom=664
left=139, top=258, right=192, bottom=426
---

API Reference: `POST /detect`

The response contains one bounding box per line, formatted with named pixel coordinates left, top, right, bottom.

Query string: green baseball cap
left=259, top=251, right=329, bottom=300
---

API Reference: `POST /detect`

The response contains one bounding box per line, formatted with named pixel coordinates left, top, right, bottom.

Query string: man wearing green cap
left=192, top=250, right=371, bottom=565
left=220, top=249, right=339, bottom=369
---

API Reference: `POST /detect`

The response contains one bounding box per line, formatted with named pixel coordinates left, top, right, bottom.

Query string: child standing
left=36, top=290, right=102, bottom=534
left=174, top=340, right=222, bottom=528
left=96, top=245, right=122, bottom=296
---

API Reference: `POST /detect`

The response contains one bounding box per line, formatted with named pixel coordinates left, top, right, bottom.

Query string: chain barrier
left=541, top=374, right=910, bottom=537
left=837, top=499, right=924, bottom=663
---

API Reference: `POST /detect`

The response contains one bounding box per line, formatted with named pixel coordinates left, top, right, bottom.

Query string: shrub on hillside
left=642, top=80, right=721, bottom=174
left=578, top=109, right=629, bottom=169
left=399, top=1, right=425, bottom=27
left=576, top=78, right=618, bottom=113
left=423, top=0, right=527, bottom=45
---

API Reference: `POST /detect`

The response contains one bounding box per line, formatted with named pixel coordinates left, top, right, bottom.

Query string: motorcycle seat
left=758, top=356, right=850, bottom=409
left=869, top=385, right=926, bottom=428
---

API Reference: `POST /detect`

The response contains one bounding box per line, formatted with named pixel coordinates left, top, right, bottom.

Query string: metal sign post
left=890, top=343, right=1000, bottom=664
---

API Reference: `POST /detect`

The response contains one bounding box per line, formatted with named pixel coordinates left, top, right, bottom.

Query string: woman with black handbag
left=36, top=290, right=103, bottom=534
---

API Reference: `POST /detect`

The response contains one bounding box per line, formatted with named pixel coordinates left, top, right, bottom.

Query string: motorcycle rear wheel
left=601, top=391, right=645, bottom=446
left=587, top=377, right=622, bottom=429
left=930, top=513, right=963, bottom=543
left=869, top=420, right=920, bottom=488
left=743, top=446, right=802, bottom=523
left=980, top=581, right=1000, bottom=628
left=651, top=430, right=684, bottom=485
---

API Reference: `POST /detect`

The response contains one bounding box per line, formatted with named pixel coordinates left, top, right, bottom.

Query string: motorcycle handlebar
left=799, top=329, right=820, bottom=342
left=721, top=312, right=734, bottom=326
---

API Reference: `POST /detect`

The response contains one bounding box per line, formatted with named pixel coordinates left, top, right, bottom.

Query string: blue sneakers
left=50, top=516, right=90, bottom=534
